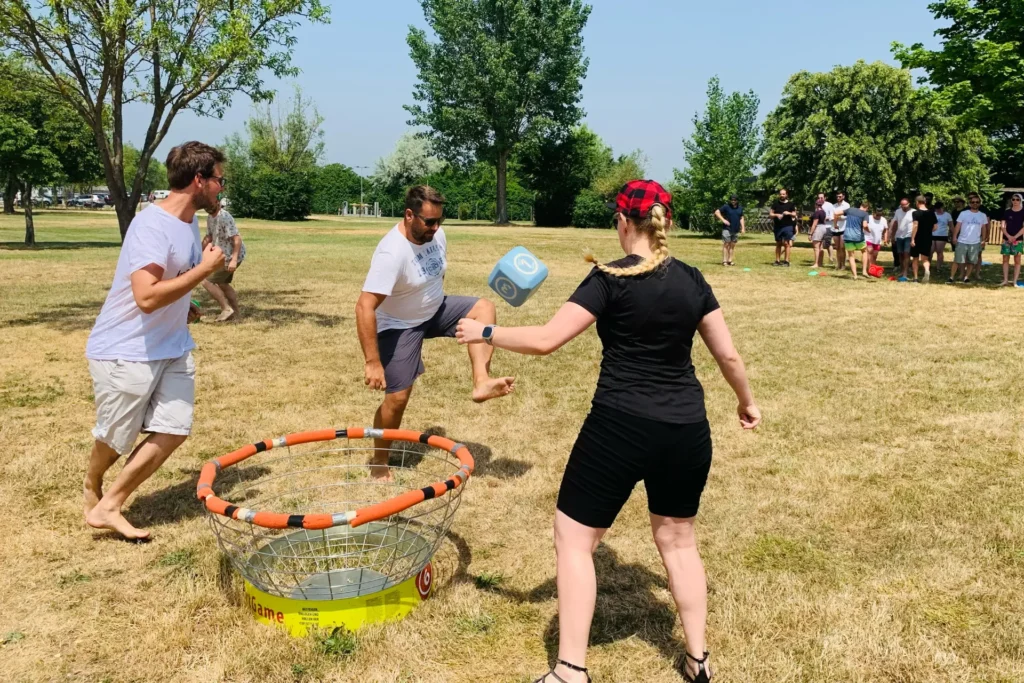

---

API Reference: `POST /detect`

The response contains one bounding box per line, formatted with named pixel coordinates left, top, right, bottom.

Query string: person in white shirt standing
left=356, top=185, right=515, bottom=480
left=949, top=192, right=989, bottom=284
left=830, top=192, right=851, bottom=269
left=84, top=141, right=226, bottom=540
left=889, top=198, right=915, bottom=281
left=201, top=201, right=245, bottom=322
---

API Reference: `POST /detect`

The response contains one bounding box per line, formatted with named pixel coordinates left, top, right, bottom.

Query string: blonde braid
left=585, top=204, right=671, bottom=277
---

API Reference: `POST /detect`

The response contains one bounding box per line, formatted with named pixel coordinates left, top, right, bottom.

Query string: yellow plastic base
left=243, top=562, right=434, bottom=637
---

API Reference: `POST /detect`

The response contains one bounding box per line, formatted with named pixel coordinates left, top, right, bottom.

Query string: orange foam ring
left=198, top=427, right=475, bottom=529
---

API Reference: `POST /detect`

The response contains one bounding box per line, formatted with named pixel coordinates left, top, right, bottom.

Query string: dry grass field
left=1, top=210, right=1023, bottom=682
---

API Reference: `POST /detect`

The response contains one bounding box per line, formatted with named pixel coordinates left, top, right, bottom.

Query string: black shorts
left=911, top=240, right=933, bottom=258
left=556, top=403, right=713, bottom=529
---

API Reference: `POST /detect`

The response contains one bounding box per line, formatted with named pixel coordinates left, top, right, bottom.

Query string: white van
left=149, top=190, right=170, bottom=202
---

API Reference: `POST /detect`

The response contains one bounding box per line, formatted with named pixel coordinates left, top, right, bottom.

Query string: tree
left=224, top=88, right=323, bottom=221
left=519, top=125, right=612, bottom=226
left=673, top=77, right=761, bottom=231
left=571, top=150, right=647, bottom=228
left=369, top=132, right=445, bottom=202
left=123, top=145, right=168, bottom=197
left=406, top=0, right=591, bottom=224
left=893, top=0, right=1024, bottom=187
left=312, top=164, right=366, bottom=215
left=762, top=61, right=992, bottom=208
left=0, top=58, right=101, bottom=245
left=0, top=0, right=329, bottom=239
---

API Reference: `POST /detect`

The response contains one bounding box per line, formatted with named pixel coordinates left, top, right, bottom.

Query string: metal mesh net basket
left=197, top=427, right=473, bottom=601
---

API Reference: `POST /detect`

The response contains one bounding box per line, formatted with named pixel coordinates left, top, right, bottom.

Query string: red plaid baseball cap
left=607, top=180, right=673, bottom=220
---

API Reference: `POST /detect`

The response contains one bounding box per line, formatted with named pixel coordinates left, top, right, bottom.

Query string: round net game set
left=197, top=427, right=473, bottom=636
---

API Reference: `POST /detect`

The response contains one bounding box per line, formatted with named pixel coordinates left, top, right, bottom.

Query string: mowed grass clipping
left=1, top=211, right=1023, bottom=682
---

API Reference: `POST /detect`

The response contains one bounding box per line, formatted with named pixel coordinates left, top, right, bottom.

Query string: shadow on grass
left=498, top=543, right=684, bottom=669
left=0, top=241, right=121, bottom=251
left=195, top=287, right=344, bottom=328
left=390, top=425, right=531, bottom=480
left=1, top=299, right=107, bottom=332
left=124, top=465, right=270, bottom=527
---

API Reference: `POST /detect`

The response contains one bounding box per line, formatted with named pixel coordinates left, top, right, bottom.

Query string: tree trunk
left=495, top=149, right=509, bottom=225
left=3, top=178, right=15, bottom=215
left=114, top=194, right=140, bottom=240
left=22, top=183, right=35, bottom=246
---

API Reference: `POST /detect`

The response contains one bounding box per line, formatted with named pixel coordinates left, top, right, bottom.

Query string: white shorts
left=88, top=352, right=195, bottom=455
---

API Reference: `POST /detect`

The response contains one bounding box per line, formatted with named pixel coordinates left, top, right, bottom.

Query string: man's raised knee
left=469, top=297, right=496, bottom=322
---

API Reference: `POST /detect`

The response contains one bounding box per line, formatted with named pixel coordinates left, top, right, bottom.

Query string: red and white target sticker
left=415, top=562, right=433, bottom=599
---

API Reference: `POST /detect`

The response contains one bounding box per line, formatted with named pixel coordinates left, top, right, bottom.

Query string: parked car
left=84, top=194, right=107, bottom=208
left=104, top=194, right=115, bottom=207
left=32, top=196, right=52, bottom=208
left=67, top=194, right=89, bottom=207
left=149, top=190, right=170, bottom=202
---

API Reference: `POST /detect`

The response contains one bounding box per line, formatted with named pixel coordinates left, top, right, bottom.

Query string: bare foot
left=83, top=476, right=102, bottom=518
left=368, top=457, right=393, bottom=482
left=472, top=376, right=515, bottom=403
left=215, top=307, right=235, bottom=322
left=86, top=505, right=150, bottom=541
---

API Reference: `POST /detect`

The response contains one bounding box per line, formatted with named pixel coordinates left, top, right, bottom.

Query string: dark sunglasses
left=204, top=174, right=228, bottom=188
left=414, top=212, right=444, bottom=228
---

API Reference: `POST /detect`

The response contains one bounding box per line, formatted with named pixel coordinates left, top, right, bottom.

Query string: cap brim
left=605, top=202, right=618, bottom=212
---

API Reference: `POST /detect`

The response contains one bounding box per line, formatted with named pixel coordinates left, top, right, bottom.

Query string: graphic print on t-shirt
left=363, top=225, right=449, bottom=331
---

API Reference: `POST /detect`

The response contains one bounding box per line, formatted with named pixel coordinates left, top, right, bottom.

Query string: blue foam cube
left=488, top=246, right=549, bottom=307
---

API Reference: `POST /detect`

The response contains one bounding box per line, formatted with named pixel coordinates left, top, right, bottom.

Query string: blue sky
left=124, top=0, right=944, bottom=184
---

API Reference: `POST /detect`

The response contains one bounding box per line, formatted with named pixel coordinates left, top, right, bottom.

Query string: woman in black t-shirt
left=457, top=180, right=760, bottom=683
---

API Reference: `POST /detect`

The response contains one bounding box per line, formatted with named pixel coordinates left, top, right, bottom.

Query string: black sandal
left=533, top=659, right=591, bottom=683
left=679, top=650, right=712, bottom=682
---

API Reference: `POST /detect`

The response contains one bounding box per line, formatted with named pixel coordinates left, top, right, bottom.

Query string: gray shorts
left=721, top=229, right=739, bottom=243
left=954, top=242, right=982, bottom=264
left=379, top=296, right=478, bottom=394
left=811, top=225, right=830, bottom=242
left=88, top=352, right=195, bottom=455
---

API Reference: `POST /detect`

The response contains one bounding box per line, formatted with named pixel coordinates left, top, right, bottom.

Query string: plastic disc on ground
left=808, top=270, right=818, bottom=276
left=818, top=271, right=828, bottom=276
left=743, top=267, right=752, bottom=272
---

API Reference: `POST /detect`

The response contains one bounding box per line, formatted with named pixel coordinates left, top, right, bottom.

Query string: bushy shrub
left=572, top=189, right=612, bottom=228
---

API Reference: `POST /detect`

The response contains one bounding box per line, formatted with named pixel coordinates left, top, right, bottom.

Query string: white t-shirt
left=362, top=224, right=447, bottom=331
left=934, top=211, right=953, bottom=237
left=821, top=202, right=835, bottom=229
left=893, top=208, right=915, bottom=239
left=867, top=216, right=887, bottom=244
left=956, top=210, right=988, bottom=245
left=833, top=201, right=850, bottom=231
left=86, top=205, right=202, bottom=361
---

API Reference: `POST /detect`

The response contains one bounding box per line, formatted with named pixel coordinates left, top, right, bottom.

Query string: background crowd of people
left=716, top=191, right=1024, bottom=285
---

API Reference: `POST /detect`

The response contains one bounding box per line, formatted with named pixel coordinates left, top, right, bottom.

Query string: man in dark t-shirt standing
left=714, top=194, right=745, bottom=266
left=770, top=188, right=797, bottom=267
left=911, top=195, right=937, bottom=282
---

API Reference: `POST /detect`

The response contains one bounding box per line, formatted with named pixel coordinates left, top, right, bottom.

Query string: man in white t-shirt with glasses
left=949, top=192, right=989, bottom=284
left=356, top=185, right=515, bottom=480
left=84, top=141, right=226, bottom=540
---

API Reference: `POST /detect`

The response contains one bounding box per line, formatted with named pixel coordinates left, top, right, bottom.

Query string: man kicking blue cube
left=488, top=246, right=548, bottom=307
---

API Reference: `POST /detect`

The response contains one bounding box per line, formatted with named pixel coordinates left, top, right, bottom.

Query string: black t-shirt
left=568, top=255, right=720, bottom=424
left=912, top=209, right=937, bottom=241
left=719, top=204, right=744, bottom=234
left=772, top=201, right=796, bottom=229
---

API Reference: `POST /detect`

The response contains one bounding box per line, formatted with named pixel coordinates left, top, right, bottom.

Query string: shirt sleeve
left=127, top=224, right=171, bottom=273
left=225, top=213, right=239, bottom=238
left=567, top=267, right=612, bottom=318
left=694, top=268, right=721, bottom=318
left=362, top=247, right=400, bottom=296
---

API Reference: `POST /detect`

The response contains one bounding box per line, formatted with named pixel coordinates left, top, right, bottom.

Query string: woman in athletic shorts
left=456, top=180, right=760, bottom=683
left=932, top=201, right=952, bottom=270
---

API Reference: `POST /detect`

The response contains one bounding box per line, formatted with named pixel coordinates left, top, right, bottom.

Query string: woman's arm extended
left=697, top=308, right=760, bottom=429
left=456, top=302, right=596, bottom=356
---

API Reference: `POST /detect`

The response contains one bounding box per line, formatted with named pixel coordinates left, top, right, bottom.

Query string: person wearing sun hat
left=456, top=179, right=760, bottom=683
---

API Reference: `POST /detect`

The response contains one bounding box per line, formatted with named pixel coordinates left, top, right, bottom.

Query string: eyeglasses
left=969, top=200, right=981, bottom=205
left=414, top=212, right=444, bottom=228
left=204, top=174, right=228, bottom=189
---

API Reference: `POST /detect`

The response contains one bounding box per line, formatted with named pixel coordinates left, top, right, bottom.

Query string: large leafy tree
left=0, top=0, right=329, bottom=239
left=224, top=88, right=323, bottom=221
left=673, top=77, right=761, bottom=231
left=0, top=58, right=101, bottom=245
left=893, top=0, right=1024, bottom=187
left=123, top=144, right=168, bottom=197
left=518, top=125, right=612, bottom=227
left=312, top=164, right=366, bottom=215
left=762, top=61, right=991, bottom=207
left=406, top=0, right=591, bottom=225
left=370, top=132, right=445, bottom=202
